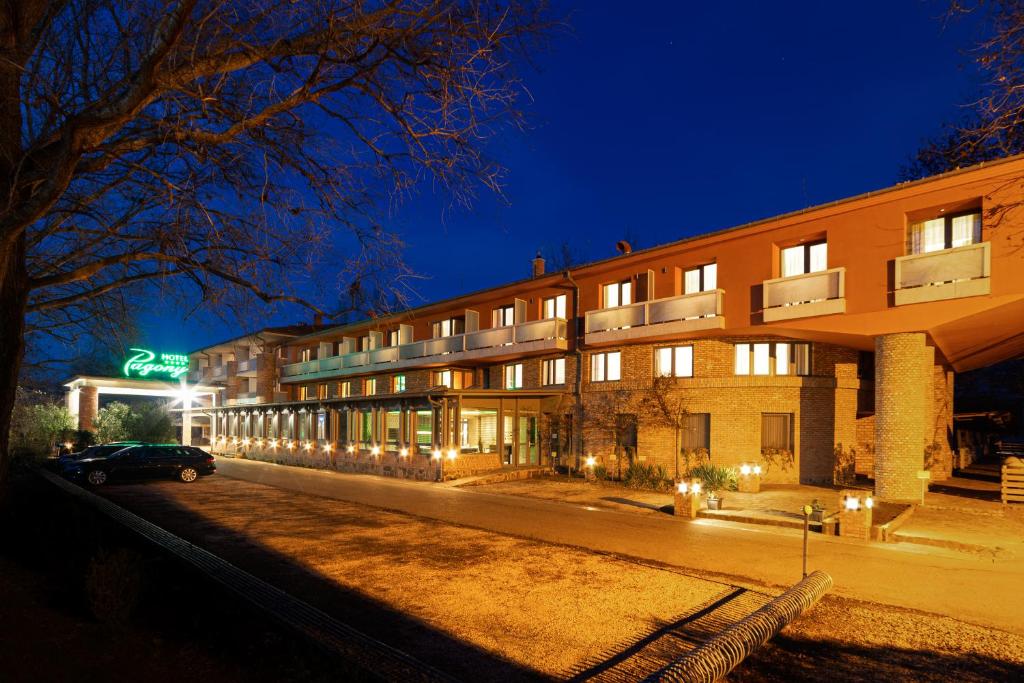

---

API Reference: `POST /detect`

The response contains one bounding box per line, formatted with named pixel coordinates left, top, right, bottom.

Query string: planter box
left=707, top=497, right=724, bottom=511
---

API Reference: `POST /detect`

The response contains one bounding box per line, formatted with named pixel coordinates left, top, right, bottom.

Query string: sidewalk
left=471, top=475, right=1024, bottom=557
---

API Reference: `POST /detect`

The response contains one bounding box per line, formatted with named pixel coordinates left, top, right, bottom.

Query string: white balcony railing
left=585, top=290, right=723, bottom=339
left=894, top=242, right=990, bottom=305
left=236, top=357, right=259, bottom=374
left=762, top=268, right=845, bottom=322
left=280, top=318, right=567, bottom=381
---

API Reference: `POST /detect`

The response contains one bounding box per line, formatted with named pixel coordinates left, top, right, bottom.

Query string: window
left=761, top=413, right=793, bottom=451
left=591, top=351, right=621, bottom=382
left=392, top=375, right=406, bottom=393
left=339, top=381, right=352, bottom=398
left=300, top=348, right=312, bottom=362
left=655, top=345, right=693, bottom=377
left=298, top=385, right=314, bottom=400
left=433, top=369, right=473, bottom=389
left=602, top=280, right=632, bottom=308
left=432, top=317, right=465, bottom=338
left=543, top=294, right=567, bottom=320
left=908, top=211, right=981, bottom=254
left=735, top=342, right=810, bottom=376
left=542, top=358, right=566, bottom=385
left=364, top=378, right=377, bottom=396
left=317, top=383, right=328, bottom=400
left=388, top=329, right=400, bottom=347
left=780, top=241, right=827, bottom=277
left=680, top=413, right=711, bottom=451
left=504, top=363, right=523, bottom=389
left=684, top=263, right=717, bottom=294
left=494, top=304, right=515, bottom=327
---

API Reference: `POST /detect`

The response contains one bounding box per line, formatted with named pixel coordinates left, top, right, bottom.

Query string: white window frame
left=683, top=263, right=717, bottom=294
left=655, top=345, right=693, bottom=378
left=542, top=358, right=566, bottom=386
left=543, top=294, right=567, bottom=320
left=504, top=363, right=524, bottom=389
left=781, top=241, right=828, bottom=278
left=601, top=280, right=632, bottom=308
left=392, top=375, right=406, bottom=393
left=591, top=351, right=621, bottom=382
left=735, top=342, right=811, bottom=376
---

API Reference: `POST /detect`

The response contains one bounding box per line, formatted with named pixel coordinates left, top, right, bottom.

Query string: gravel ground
left=101, top=477, right=747, bottom=678
left=101, top=475, right=1024, bottom=681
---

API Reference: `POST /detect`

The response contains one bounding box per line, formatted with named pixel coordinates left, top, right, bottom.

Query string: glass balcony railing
left=762, top=268, right=845, bottom=322
left=280, top=318, right=568, bottom=380
left=585, top=290, right=724, bottom=340
left=893, top=242, right=990, bottom=305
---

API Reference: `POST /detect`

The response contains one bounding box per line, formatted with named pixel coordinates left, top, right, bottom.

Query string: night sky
left=146, top=1, right=984, bottom=353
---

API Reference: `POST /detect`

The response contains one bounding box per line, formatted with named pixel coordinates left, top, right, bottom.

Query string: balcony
left=210, top=364, right=228, bottom=381
left=279, top=318, right=568, bottom=383
left=893, top=242, right=991, bottom=306
left=585, top=290, right=725, bottom=345
left=762, top=267, right=846, bottom=322
left=227, top=391, right=263, bottom=406
left=236, top=357, right=260, bottom=377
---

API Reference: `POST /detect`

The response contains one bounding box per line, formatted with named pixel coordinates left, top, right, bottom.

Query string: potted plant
left=809, top=498, right=826, bottom=523
left=689, top=464, right=737, bottom=511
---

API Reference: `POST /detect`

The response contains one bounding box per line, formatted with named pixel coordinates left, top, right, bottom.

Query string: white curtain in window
left=603, top=283, right=619, bottom=308
left=951, top=214, right=981, bottom=248
left=775, top=343, right=789, bottom=375
left=808, top=243, right=827, bottom=272
left=607, top=352, right=621, bottom=381
left=703, top=263, right=717, bottom=290
left=753, top=343, right=770, bottom=375
left=921, top=218, right=945, bottom=253
left=781, top=246, right=805, bottom=277
left=675, top=346, right=693, bottom=377
left=655, top=347, right=673, bottom=377
left=621, top=282, right=632, bottom=306
left=734, top=344, right=750, bottom=375
left=591, top=354, right=605, bottom=382
left=795, top=344, right=811, bottom=375
left=684, top=269, right=701, bottom=295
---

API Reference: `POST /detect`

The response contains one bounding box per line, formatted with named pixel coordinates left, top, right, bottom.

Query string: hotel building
left=188, top=156, right=1024, bottom=502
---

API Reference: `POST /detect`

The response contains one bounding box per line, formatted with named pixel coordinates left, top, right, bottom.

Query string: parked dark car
left=57, top=441, right=144, bottom=465
left=62, top=444, right=216, bottom=486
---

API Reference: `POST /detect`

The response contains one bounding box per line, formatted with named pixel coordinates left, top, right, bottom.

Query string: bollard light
left=585, top=455, right=596, bottom=468
left=287, top=441, right=295, bottom=450
left=865, top=496, right=874, bottom=509
left=844, top=495, right=860, bottom=511
left=347, top=444, right=355, bottom=453
left=447, top=449, right=457, bottom=461
left=371, top=445, right=380, bottom=456
left=242, top=438, right=250, bottom=446
left=323, top=443, right=332, bottom=451
left=432, top=449, right=442, bottom=460
left=399, top=447, right=409, bottom=457
left=740, top=464, right=752, bottom=476
left=753, top=465, right=762, bottom=475
left=690, top=481, right=702, bottom=495
left=677, top=481, right=688, bottom=494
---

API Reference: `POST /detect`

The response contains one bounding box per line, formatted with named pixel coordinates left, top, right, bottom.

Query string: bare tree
left=903, top=1, right=1024, bottom=179
left=0, top=0, right=551, bottom=485
left=636, top=375, right=694, bottom=479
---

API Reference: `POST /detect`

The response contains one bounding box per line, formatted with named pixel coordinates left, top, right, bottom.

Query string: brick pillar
left=256, top=352, right=276, bottom=402
left=874, top=333, right=927, bottom=501
left=79, top=385, right=99, bottom=431
left=225, top=360, right=240, bottom=401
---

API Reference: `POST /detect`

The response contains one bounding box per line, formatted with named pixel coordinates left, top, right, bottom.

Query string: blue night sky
left=147, top=1, right=985, bottom=352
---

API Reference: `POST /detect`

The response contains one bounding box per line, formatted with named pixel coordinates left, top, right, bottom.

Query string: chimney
left=616, top=240, right=632, bottom=255
left=313, top=313, right=323, bottom=327
left=532, top=250, right=545, bottom=278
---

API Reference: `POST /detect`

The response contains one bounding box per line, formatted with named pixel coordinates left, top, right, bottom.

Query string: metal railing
left=585, top=290, right=722, bottom=334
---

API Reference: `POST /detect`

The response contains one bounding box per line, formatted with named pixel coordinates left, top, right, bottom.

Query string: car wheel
left=86, top=470, right=108, bottom=486
left=179, top=467, right=199, bottom=483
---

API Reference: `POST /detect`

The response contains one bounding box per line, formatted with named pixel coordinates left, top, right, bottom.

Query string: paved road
left=213, top=457, right=1024, bottom=634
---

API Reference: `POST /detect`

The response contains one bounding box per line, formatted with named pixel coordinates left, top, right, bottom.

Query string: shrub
left=760, top=447, right=794, bottom=472
left=623, top=462, right=672, bottom=491
left=688, top=463, right=738, bottom=496
left=593, top=465, right=608, bottom=481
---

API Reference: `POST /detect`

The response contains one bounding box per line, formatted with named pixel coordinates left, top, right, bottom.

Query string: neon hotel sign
left=122, top=348, right=189, bottom=380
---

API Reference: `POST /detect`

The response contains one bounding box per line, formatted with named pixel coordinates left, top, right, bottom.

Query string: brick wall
left=78, top=386, right=98, bottom=431
left=874, top=333, right=928, bottom=501
left=579, top=338, right=862, bottom=485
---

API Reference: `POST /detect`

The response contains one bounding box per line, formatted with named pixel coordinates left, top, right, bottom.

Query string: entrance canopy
left=64, top=375, right=219, bottom=446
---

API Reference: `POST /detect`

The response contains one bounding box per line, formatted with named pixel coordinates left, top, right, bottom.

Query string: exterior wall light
left=585, top=455, right=596, bottom=468
left=865, top=496, right=874, bottom=509
left=304, top=441, right=313, bottom=451
left=287, top=441, right=295, bottom=450
left=371, top=445, right=380, bottom=456
left=269, top=439, right=278, bottom=448
left=242, top=438, right=250, bottom=446
left=432, top=449, right=442, bottom=460
left=399, top=448, right=409, bottom=457
left=323, top=443, right=332, bottom=451
left=447, top=449, right=457, bottom=460
left=347, top=444, right=355, bottom=453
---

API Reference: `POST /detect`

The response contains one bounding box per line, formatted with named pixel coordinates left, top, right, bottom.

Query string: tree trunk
left=0, top=232, right=29, bottom=489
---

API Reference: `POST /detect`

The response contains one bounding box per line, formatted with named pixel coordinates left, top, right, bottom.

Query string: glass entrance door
left=518, top=412, right=538, bottom=466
